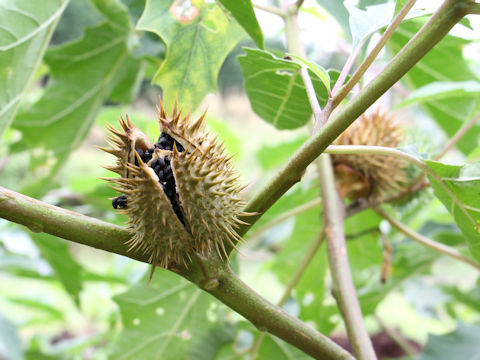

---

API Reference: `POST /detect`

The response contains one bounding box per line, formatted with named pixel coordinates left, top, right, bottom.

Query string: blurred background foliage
left=1, top=0, right=480, bottom=359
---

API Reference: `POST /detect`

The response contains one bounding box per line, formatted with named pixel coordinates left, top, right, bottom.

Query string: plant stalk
left=0, top=186, right=353, bottom=359
left=318, top=155, right=377, bottom=360
left=238, top=0, right=471, bottom=237
left=192, top=262, right=355, bottom=360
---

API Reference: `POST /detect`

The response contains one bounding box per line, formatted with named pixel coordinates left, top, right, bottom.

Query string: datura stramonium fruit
left=331, top=108, right=410, bottom=202
left=100, top=101, right=249, bottom=276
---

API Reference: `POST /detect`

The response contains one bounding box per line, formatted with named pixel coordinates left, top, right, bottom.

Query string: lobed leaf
left=112, top=270, right=233, bottom=360
left=0, top=0, right=69, bottom=138
left=12, top=0, right=141, bottom=197
left=424, top=160, right=480, bottom=263
left=31, top=233, right=84, bottom=305
left=288, top=54, right=331, bottom=93
left=237, top=48, right=332, bottom=129
left=397, top=80, right=480, bottom=108
left=417, top=323, right=480, bottom=360
left=217, top=0, right=264, bottom=49
left=346, top=2, right=394, bottom=46
left=390, top=19, right=480, bottom=155
left=137, top=0, right=244, bottom=112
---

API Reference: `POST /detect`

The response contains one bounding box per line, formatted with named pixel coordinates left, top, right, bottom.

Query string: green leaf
left=0, top=313, right=23, bottom=360
left=237, top=48, right=330, bottom=129
left=257, top=136, right=308, bottom=170
left=108, top=58, right=145, bottom=103
left=424, top=160, right=480, bottom=263
left=397, top=81, right=480, bottom=108
left=12, top=0, right=138, bottom=196
left=0, top=0, right=69, bottom=138
left=111, top=270, right=233, bottom=360
left=288, top=54, right=331, bottom=93
left=7, top=297, right=64, bottom=321
left=31, top=233, right=84, bottom=305
left=265, top=184, right=330, bottom=331
left=217, top=0, right=264, bottom=49
left=418, top=323, right=480, bottom=360
left=346, top=3, right=394, bottom=45
left=258, top=335, right=313, bottom=359
left=390, top=19, right=480, bottom=155
left=137, top=0, right=244, bottom=112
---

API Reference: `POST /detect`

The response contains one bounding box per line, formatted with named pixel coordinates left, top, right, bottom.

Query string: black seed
left=136, top=148, right=144, bottom=157
left=147, top=147, right=154, bottom=154
left=166, top=172, right=173, bottom=181
left=158, top=157, right=165, bottom=167
left=175, top=142, right=184, bottom=152
left=165, top=157, right=170, bottom=164
left=112, top=195, right=127, bottom=209
left=151, top=159, right=159, bottom=168
left=155, top=164, right=162, bottom=174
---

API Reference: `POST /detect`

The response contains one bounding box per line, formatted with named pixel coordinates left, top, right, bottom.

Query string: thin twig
left=375, top=206, right=480, bottom=271
left=246, top=197, right=322, bottom=243
left=435, top=111, right=480, bottom=160
left=277, top=229, right=325, bottom=306
left=252, top=3, right=284, bottom=17
left=299, top=67, right=323, bottom=126
left=331, top=38, right=366, bottom=96
left=333, top=0, right=417, bottom=106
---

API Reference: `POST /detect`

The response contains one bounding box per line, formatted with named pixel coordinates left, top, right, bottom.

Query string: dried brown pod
left=331, top=108, right=410, bottom=202
left=99, top=101, right=250, bottom=278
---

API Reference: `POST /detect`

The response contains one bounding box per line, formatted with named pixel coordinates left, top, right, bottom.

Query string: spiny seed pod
left=331, top=108, right=410, bottom=202
left=99, top=101, right=250, bottom=277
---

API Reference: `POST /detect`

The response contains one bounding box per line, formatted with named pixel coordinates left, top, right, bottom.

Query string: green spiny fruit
left=100, top=101, right=250, bottom=278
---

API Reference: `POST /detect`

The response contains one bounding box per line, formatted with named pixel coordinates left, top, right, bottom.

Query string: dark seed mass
left=113, top=132, right=186, bottom=224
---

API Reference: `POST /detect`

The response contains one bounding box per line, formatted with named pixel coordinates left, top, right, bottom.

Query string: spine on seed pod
left=99, top=100, right=251, bottom=280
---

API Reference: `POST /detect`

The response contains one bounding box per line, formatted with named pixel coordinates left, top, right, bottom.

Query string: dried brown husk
left=332, top=108, right=410, bottom=202
left=100, top=101, right=250, bottom=276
